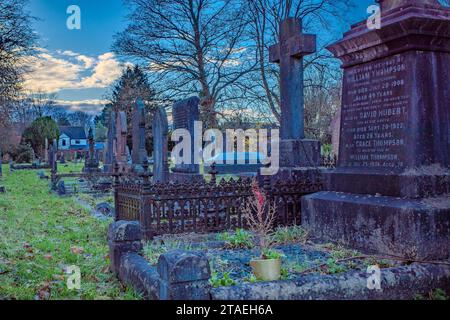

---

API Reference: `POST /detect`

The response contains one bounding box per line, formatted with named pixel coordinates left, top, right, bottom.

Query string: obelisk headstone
left=171, top=97, right=203, bottom=182
left=44, top=138, right=49, bottom=163
left=104, top=110, right=116, bottom=173
left=116, top=111, right=130, bottom=173
left=269, top=17, right=321, bottom=168
left=131, top=99, right=148, bottom=172
left=152, top=106, right=169, bottom=183
left=302, top=0, right=450, bottom=260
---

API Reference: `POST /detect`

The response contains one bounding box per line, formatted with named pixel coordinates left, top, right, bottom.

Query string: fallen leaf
left=43, top=254, right=52, bottom=261
left=35, top=282, right=51, bottom=300
left=70, top=246, right=84, bottom=254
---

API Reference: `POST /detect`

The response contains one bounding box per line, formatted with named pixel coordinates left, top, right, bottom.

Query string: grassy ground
left=0, top=164, right=140, bottom=300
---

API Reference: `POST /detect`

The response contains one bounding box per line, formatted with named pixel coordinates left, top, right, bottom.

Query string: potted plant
left=244, top=180, right=283, bottom=281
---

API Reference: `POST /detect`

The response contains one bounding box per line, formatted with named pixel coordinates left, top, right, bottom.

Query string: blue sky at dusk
left=24, top=0, right=376, bottom=115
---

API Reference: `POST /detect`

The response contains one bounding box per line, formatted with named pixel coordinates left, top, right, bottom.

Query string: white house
left=58, top=127, right=88, bottom=151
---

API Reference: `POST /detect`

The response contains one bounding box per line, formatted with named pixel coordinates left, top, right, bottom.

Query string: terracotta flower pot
left=250, top=258, right=281, bottom=281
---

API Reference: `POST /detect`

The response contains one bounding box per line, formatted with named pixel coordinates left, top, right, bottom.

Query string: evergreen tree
left=101, top=65, right=160, bottom=152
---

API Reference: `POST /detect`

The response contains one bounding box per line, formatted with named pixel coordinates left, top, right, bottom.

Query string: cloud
left=23, top=49, right=127, bottom=93
left=54, top=99, right=109, bottom=115
left=80, top=53, right=123, bottom=88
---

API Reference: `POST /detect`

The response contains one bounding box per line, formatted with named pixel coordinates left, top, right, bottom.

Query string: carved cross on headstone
left=269, top=18, right=316, bottom=140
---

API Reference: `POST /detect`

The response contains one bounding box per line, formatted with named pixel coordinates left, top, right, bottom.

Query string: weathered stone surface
left=269, top=18, right=316, bottom=141
left=115, top=111, right=130, bottom=173
left=108, top=220, right=142, bottom=242
left=84, top=127, right=100, bottom=173
left=108, top=221, right=143, bottom=276
left=157, top=250, right=211, bottom=300
left=269, top=18, right=321, bottom=168
left=211, top=263, right=450, bottom=300
left=171, top=97, right=203, bottom=182
left=302, top=1, right=450, bottom=260
left=302, top=192, right=450, bottom=260
left=104, top=110, right=116, bottom=173
left=158, top=250, right=211, bottom=283
left=152, top=106, right=169, bottom=183
left=120, top=253, right=160, bottom=300
left=131, top=99, right=148, bottom=168
left=172, top=96, right=201, bottom=174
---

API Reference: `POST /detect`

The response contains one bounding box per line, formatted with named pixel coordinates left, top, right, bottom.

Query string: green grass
left=0, top=164, right=140, bottom=300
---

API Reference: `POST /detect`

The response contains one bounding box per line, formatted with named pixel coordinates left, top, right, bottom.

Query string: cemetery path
left=0, top=164, right=140, bottom=300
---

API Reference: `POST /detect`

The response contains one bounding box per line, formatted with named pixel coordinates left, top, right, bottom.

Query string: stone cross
left=269, top=18, right=316, bottom=140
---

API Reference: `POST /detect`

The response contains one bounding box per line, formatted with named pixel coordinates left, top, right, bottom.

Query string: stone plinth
left=302, top=192, right=449, bottom=260
left=302, top=1, right=450, bottom=260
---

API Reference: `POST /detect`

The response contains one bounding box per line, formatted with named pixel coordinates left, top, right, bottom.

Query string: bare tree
left=0, top=0, right=37, bottom=126
left=113, top=0, right=257, bottom=127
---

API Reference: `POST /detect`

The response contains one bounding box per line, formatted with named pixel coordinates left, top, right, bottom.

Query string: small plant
left=323, top=258, right=347, bottom=274
left=271, top=225, right=309, bottom=245
left=243, top=180, right=277, bottom=258
left=217, top=228, right=253, bottom=249
left=143, top=240, right=192, bottom=265
left=262, top=248, right=285, bottom=260
left=209, top=271, right=236, bottom=288
left=243, top=274, right=258, bottom=283
left=244, top=180, right=283, bottom=281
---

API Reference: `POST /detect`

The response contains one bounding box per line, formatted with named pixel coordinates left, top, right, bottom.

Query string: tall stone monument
left=171, top=96, right=203, bottom=182
left=84, top=127, right=100, bottom=173
left=104, top=110, right=116, bottom=173
left=131, top=99, right=148, bottom=172
left=152, top=106, right=169, bottom=183
left=116, top=111, right=130, bottom=173
left=302, top=0, right=450, bottom=260
left=269, top=17, right=321, bottom=169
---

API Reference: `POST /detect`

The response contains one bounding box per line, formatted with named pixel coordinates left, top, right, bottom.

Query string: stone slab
left=301, top=191, right=450, bottom=260
left=324, top=168, right=450, bottom=198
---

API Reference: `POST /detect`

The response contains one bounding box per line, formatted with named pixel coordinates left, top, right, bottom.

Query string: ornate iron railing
left=115, top=163, right=323, bottom=239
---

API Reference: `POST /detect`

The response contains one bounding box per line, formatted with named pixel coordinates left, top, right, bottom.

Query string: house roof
left=59, top=127, right=87, bottom=140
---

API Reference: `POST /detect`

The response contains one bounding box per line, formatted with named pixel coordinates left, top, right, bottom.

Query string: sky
left=24, top=0, right=375, bottom=115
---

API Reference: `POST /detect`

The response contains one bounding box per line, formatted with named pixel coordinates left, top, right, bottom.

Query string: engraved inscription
left=340, top=55, right=409, bottom=168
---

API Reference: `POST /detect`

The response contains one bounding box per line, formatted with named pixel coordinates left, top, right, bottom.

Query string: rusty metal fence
left=114, top=163, right=323, bottom=239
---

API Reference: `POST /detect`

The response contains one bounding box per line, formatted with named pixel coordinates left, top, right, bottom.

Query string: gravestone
left=269, top=17, right=321, bottom=168
left=104, top=110, right=116, bottom=173
left=84, top=127, right=100, bottom=173
left=152, top=106, right=169, bottom=183
left=302, top=0, right=450, bottom=260
left=131, top=99, right=148, bottom=172
left=171, top=97, right=202, bottom=182
left=44, top=138, right=49, bottom=163
left=116, top=111, right=130, bottom=173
